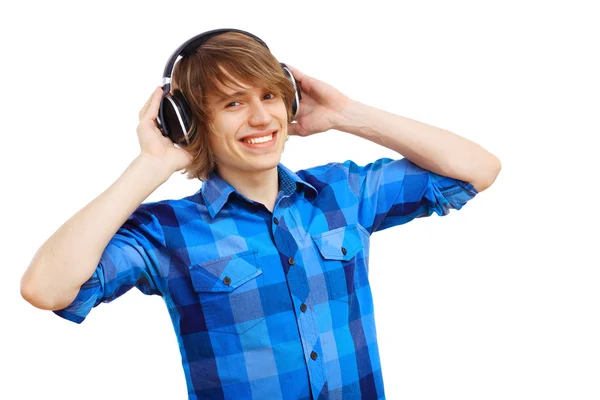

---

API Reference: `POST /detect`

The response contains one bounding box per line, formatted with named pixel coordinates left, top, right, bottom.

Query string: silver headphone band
left=165, top=96, right=190, bottom=145
left=281, top=65, right=301, bottom=120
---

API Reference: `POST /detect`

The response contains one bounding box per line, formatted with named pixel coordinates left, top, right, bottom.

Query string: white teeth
left=243, top=133, right=274, bottom=144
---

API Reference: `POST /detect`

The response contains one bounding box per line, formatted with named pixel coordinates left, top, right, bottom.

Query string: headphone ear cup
left=280, top=63, right=301, bottom=120
left=159, top=89, right=194, bottom=146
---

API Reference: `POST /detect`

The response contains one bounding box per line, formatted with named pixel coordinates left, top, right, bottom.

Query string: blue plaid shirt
left=54, top=157, right=477, bottom=399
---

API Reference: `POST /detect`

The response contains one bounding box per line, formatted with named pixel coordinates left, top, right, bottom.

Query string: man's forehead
left=214, top=81, right=252, bottom=97
left=204, top=65, right=272, bottom=105
left=214, top=66, right=252, bottom=95
left=216, top=65, right=271, bottom=93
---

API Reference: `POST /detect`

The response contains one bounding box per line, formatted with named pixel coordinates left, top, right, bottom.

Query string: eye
left=225, top=93, right=275, bottom=109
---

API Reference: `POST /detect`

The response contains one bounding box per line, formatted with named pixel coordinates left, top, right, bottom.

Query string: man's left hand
left=285, top=65, right=353, bottom=137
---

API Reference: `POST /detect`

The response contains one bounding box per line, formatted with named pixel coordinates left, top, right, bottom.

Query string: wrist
left=333, top=99, right=367, bottom=135
left=135, top=153, right=174, bottom=183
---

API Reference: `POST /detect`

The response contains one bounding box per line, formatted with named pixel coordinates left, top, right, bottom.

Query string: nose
left=247, top=98, right=272, bottom=127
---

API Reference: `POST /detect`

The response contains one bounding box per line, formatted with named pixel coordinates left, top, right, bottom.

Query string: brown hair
left=171, top=32, right=295, bottom=181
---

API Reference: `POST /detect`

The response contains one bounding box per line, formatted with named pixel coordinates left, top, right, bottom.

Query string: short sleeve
left=347, top=157, right=478, bottom=234
left=52, top=205, right=170, bottom=324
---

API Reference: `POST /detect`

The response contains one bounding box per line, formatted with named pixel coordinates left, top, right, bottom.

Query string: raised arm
left=21, top=87, right=191, bottom=310
left=286, top=65, right=501, bottom=192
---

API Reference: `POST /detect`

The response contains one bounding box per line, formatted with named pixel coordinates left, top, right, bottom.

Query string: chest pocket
left=188, top=248, right=265, bottom=335
left=311, top=224, right=369, bottom=303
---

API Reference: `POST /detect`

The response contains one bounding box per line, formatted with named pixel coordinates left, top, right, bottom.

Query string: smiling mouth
left=239, top=130, right=278, bottom=145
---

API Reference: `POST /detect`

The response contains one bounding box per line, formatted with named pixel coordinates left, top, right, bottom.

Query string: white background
left=2, top=0, right=599, bottom=399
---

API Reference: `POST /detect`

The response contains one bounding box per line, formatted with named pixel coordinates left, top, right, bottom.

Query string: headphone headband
left=162, top=28, right=270, bottom=83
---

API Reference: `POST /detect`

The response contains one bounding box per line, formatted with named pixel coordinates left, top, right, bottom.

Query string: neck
left=215, top=165, right=280, bottom=212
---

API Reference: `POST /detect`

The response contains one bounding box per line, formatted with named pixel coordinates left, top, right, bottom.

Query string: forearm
left=21, top=154, right=172, bottom=310
left=334, top=100, right=501, bottom=192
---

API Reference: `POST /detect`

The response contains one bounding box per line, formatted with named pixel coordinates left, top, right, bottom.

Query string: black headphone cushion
left=161, top=90, right=194, bottom=145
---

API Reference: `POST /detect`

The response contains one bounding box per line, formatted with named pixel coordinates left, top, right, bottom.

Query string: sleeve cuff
left=51, top=268, right=104, bottom=324
left=52, top=309, right=86, bottom=324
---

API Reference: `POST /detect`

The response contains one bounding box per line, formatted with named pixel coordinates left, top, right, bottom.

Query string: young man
left=21, top=31, right=500, bottom=399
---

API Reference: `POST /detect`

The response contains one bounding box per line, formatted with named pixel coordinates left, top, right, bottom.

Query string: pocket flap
left=189, top=249, right=262, bottom=293
left=311, top=224, right=364, bottom=261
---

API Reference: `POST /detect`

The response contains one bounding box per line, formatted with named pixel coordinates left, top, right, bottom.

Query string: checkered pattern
left=54, top=157, right=477, bottom=399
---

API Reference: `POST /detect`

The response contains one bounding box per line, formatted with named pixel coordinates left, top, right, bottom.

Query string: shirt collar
left=200, top=163, right=318, bottom=219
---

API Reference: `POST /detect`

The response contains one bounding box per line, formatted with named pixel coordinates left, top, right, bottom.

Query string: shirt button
left=223, top=276, right=231, bottom=285
left=310, top=351, right=318, bottom=360
left=288, top=257, right=295, bottom=265
left=341, top=247, right=347, bottom=255
left=274, top=217, right=279, bottom=225
left=300, top=303, right=307, bottom=312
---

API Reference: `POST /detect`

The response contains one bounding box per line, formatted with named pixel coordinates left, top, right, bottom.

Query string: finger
left=285, top=64, right=307, bottom=81
left=141, top=87, right=164, bottom=121
left=286, top=65, right=314, bottom=95
left=140, top=87, right=162, bottom=118
left=139, top=88, right=157, bottom=120
left=139, top=95, right=152, bottom=121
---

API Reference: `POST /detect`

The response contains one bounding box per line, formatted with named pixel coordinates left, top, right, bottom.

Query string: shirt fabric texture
left=54, top=157, right=478, bottom=399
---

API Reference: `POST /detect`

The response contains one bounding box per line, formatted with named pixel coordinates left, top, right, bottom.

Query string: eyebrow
left=215, top=90, right=250, bottom=104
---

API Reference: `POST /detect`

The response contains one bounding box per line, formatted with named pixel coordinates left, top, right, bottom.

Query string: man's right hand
left=137, top=87, right=193, bottom=174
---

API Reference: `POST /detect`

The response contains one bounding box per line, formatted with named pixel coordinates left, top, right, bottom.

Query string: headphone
left=157, top=28, right=302, bottom=146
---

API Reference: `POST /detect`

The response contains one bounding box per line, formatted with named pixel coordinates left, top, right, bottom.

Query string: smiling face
left=170, top=31, right=297, bottom=181
left=205, top=74, right=289, bottom=178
